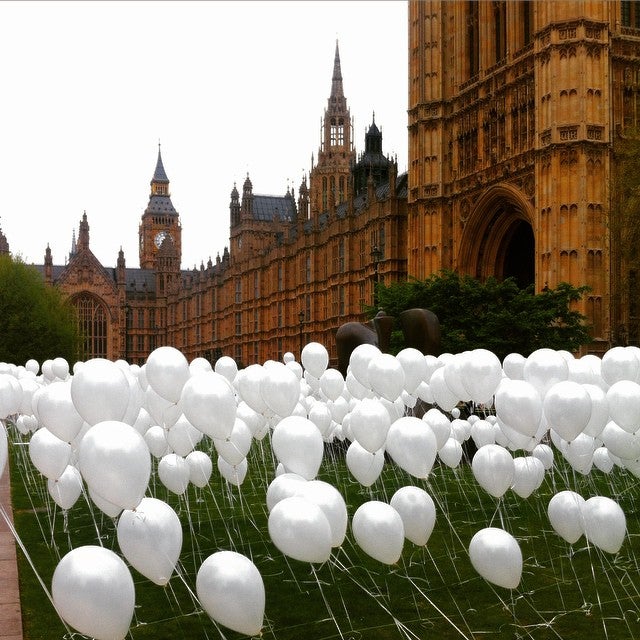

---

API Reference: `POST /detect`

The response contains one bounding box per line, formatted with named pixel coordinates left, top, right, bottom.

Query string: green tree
left=374, top=270, right=591, bottom=360
left=0, top=255, right=79, bottom=365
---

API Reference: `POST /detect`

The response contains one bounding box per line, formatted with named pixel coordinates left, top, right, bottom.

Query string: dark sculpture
left=335, top=308, right=441, bottom=377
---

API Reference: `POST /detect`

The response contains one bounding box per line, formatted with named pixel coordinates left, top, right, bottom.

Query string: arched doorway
left=458, top=184, right=535, bottom=289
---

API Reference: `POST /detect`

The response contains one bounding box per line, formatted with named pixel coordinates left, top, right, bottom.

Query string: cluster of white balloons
left=0, top=341, right=637, bottom=638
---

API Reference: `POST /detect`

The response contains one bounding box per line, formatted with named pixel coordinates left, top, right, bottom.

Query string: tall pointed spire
left=331, top=39, right=344, bottom=99
left=153, top=142, right=169, bottom=184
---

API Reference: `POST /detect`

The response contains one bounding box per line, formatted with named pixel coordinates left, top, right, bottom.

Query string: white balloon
left=548, top=490, right=585, bottom=544
left=117, top=497, right=182, bottom=585
left=346, top=441, right=385, bottom=486
left=606, top=380, right=640, bottom=433
left=320, top=368, right=345, bottom=401
left=266, top=472, right=308, bottom=511
left=268, top=496, right=332, bottom=563
left=582, top=496, right=626, bottom=554
left=592, top=446, right=614, bottom=473
left=601, top=420, right=640, bottom=460
left=89, top=487, right=123, bottom=518
left=79, top=421, right=150, bottom=510
left=510, top=456, right=545, bottom=499
left=0, top=374, right=21, bottom=419
left=301, top=342, right=329, bottom=379
left=564, top=433, right=595, bottom=475
left=472, top=444, right=515, bottom=498
left=236, top=364, right=269, bottom=414
left=471, top=419, right=498, bottom=448
left=390, top=486, right=436, bottom=546
left=70, top=359, right=130, bottom=426
left=582, top=384, right=609, bottom=437
left=368, top=353, right=405, bottom=402
left=502, top=353, right=525, bottom=380
left=196, top=551, right=265, bottom=637
left=438, top=438, right=463, bottom=468
left=143, top=425, right=169, bottom=459
left=272, top=415, right=324, bottom=480
left=523, top=348, right=569, bottom=399
left=214, top=356, right=238, bottom=384
left=29, top=427, right=71, bottom=480
left=308, top=402, right=333, bottom=438
left=180, top=371, right=236, bottom=440
left=144, top=385, right=176, bottom=427
left=601, top=346, right=639, bottom=385
left=328, top=396, right=350, bottom=425
left=396, top=348, right=428, bottom=394
left=145, top=346, right=190, bottom=404
left=442, top=354, right=472, bottom=403
left=186, top=450, right=213, bottom=488
left=386, top=416, right=437, bottom=479
left=352, top=501, right=404, bottom=564
left=463, top=349, right=503, bottom=404
left=422, top=408, right=451, bottom=450
left=158, top=453, right=190, bottom=495
left=0, top=422, right=6, bottom=480
left=260, top=362, right=300, bottom=417
left=495, top=379, right=542, bottom=438
left=35, top=380, right=84, bottom=442
left=349, top=344, right=381, bottom=389
left=295, top=480, right=348, bottom=547
left=166, top=415, right=203, bottom=456
left=429, top=366, right=460, bottom=411
left=345, top=370, right=370, bottom=399
left=237, top=401, right=267, bottom=438
left=469, top=528, right=522, bottom=589
left=47, top=465, right=83, bottom=510
left=349, top=397, right=391, bottom=453
left=532, top=443, right=554, bottom=470
left=52, top=546, right=135, bottom=640
left=214, top=417, right=252, bottom=466
left=217, top=456, right=248, bottom=486
left=543, top=381, right=591, bottom=442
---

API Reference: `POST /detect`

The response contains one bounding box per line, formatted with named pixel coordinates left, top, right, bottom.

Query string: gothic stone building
left=408, top=0, right=640, bottom=353
left=38, top=43, right=407, bottom=366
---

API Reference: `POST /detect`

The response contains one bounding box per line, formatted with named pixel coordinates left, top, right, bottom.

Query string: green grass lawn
left=8, top=428, right=640, bottom=640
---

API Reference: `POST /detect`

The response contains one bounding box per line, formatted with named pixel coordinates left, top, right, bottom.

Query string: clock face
left=154, top=231, right=171, bottom=248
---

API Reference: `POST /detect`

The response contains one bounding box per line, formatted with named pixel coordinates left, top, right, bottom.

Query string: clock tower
left=139, top=145, right=182, bottom=269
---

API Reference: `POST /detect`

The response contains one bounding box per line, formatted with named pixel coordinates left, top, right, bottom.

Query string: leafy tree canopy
left=373, top=270, right=591, bottom=361
left=0, top=255, right=79, bottom=365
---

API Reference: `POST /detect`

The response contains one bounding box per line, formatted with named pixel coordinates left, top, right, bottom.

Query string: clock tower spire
left=139, top=144, right=182, bottom=269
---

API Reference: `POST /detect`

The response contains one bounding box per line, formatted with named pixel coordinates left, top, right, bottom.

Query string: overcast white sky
left=0, top=1, right=408, bottom=270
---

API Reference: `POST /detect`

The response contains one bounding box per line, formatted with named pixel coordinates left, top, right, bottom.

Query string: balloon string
left=331, top=550, right=421, bottom=640
left=403, top=574, right=471, bottom=640
left=311, top=564, right=346, bottom=640
left=0, top=501, right=74, bottom=636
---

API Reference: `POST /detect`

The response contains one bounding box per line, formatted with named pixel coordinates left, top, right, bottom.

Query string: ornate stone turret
left=309, top=40, right=355, bottom=217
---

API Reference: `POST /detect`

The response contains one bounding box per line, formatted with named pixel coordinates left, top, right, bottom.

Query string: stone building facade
left=408, top=0, right=640, bottom=353
left=37, top=43, right=407, bottom=366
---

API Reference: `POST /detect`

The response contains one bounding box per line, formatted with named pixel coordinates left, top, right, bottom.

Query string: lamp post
left=370, top=244, right=382, bottom=308
left=124, top=304, right=131, bottom=361
left=298, top=310, right=305, bottom=356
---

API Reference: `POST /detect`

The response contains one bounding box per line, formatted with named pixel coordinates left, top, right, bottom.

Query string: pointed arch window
left=75, top=294, right=108, bottom=359
left=330, top=118, right=344, bottom=147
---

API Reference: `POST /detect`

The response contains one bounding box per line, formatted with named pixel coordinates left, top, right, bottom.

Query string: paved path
left=0, top=461, right=23, bottom=640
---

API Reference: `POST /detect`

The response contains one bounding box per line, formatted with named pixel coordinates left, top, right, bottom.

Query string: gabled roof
left=124, top=268, right=156, bottom=293
left=252, top=194, right=296, bottom=222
